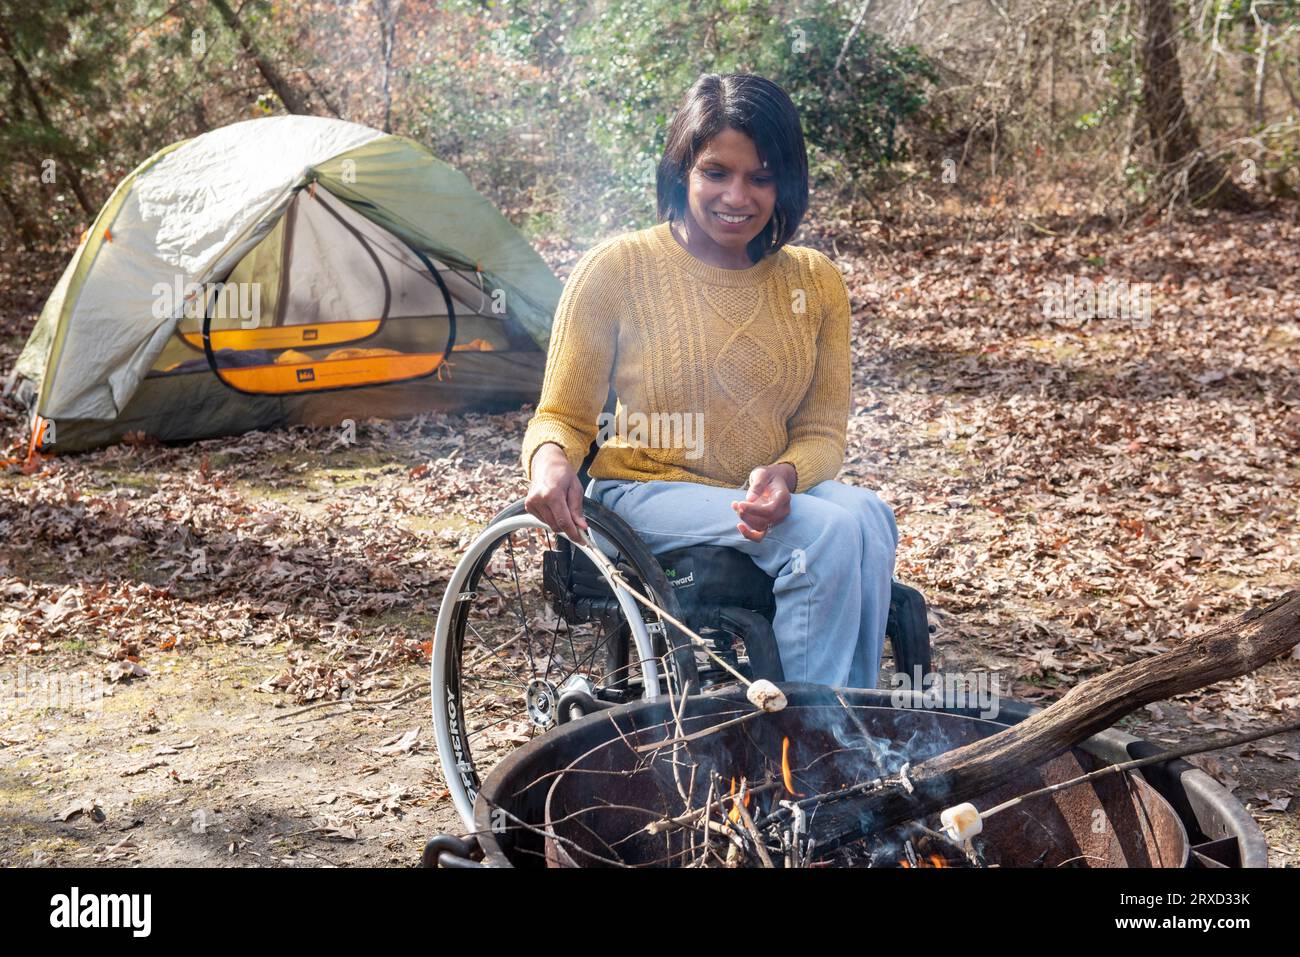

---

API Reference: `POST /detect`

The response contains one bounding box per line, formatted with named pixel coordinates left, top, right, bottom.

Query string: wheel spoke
left=466, top=711, right=532, bottom=743
left=481, top=567, right=531, bottom=637
left=461, top=619, right=530, bottom=686
left=541, top=602, right=565, bottom=682
left=560, top=614, right=627, bottom=685
left=460, top=674, right=529, bottom=693
left=503, top=534, right=537, bottom=675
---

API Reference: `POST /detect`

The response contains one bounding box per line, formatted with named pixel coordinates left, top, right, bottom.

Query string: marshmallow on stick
left=746, top=679, right=787, bottom=712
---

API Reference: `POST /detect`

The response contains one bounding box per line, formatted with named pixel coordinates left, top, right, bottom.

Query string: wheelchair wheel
left=432, top=498, right=699, bottom=827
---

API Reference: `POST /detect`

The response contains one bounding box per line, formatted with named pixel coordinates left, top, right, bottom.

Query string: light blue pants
left=586, top=477, right=899, bottom=690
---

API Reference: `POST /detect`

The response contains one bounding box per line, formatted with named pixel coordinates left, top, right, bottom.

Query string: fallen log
left=803, top=589, right=1300, bottom=852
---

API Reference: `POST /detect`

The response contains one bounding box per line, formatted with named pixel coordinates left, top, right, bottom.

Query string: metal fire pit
left=450, top=685, right=1265, bottom=868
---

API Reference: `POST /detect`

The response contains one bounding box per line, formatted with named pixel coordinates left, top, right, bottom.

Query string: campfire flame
left=725, top=777, right=751, bottom=825
left=781, top=736, right=805, bottom=797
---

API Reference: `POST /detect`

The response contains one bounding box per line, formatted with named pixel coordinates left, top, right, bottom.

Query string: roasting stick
left=645, top=781, right=785, bottom=834
left=732, top=779, right=776, bottom=868
left=940, top=715, right=1300, bottom=843
left=631, top=709, right=766, bottom=754
left=576, top=527, right=787, bottom=714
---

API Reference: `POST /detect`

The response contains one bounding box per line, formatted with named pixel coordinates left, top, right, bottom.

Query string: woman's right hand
left=524, top=443, right=589, bottom=542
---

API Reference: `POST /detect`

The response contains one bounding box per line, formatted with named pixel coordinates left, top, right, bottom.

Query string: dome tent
left=13, top=115, right=560, bottom=453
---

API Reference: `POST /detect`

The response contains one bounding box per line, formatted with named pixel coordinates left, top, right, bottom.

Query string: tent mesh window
left=164, top=188, right=501, bottom=395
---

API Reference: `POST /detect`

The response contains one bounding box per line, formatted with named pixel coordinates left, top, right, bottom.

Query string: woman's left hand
left=731, top=464, right=794, bottom=542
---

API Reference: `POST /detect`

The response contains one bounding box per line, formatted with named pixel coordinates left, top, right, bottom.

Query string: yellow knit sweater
left=520, top=220, right=851, bottom=494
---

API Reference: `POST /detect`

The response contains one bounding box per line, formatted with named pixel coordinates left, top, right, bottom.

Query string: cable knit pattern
left=521, top=221, right=851, bottom=494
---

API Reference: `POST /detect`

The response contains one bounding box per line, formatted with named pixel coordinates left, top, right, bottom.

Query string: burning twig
left=643, top=780, right=785, bottom=835
left=688, top=777, right=718, bottom=867
left=912, top=822, right=984, bottom=866
left=779, top=799, right=808, bottom=867
left=731, top=779, right=775, bottom=868
left=756, top=770, right=892, bottom=830
left=901, top=839, right=918, bottom=868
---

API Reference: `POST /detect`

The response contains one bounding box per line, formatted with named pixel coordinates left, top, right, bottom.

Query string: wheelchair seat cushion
left=655, top=544, right=776, bottom=624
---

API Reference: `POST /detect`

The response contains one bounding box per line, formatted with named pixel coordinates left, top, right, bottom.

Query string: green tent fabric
left=15, top=115, right=559, bottom=452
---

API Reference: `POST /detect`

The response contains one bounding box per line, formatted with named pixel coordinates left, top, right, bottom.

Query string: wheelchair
left=431, top=444, right=933, bottom=828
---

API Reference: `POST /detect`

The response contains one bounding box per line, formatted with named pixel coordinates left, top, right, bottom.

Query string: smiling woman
left=669, top=128, right=776, bottom=267
left=521, top=73, right=899, bottom=690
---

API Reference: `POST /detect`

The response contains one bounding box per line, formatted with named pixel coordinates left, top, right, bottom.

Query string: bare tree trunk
left=1119, top=0, right=1141, bottom=181
left=304, top=68, right=344, bottom=119
left=832, top=0, right=873, bottom=77
left=1047, top=31, right=1056, bottom=129
left=1241, top=15, right=1256, bottom=123
left=211, top=0, right=311, bottom=115
left=373, top=0, right=401, bottom=133
left=1252, top=20, right=1269, bottom=128
left=0, top=178, right=41, bottom=245
left=0, top=24, right=96, bottom=216
left=1137, top=0, right=1252, bottom=210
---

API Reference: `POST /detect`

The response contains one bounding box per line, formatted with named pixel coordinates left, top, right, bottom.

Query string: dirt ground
left=1, top=208, right=1296, bottom=867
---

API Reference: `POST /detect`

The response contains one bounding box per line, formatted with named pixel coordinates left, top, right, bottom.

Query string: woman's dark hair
left=656, top=73, right=809, bottom=264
